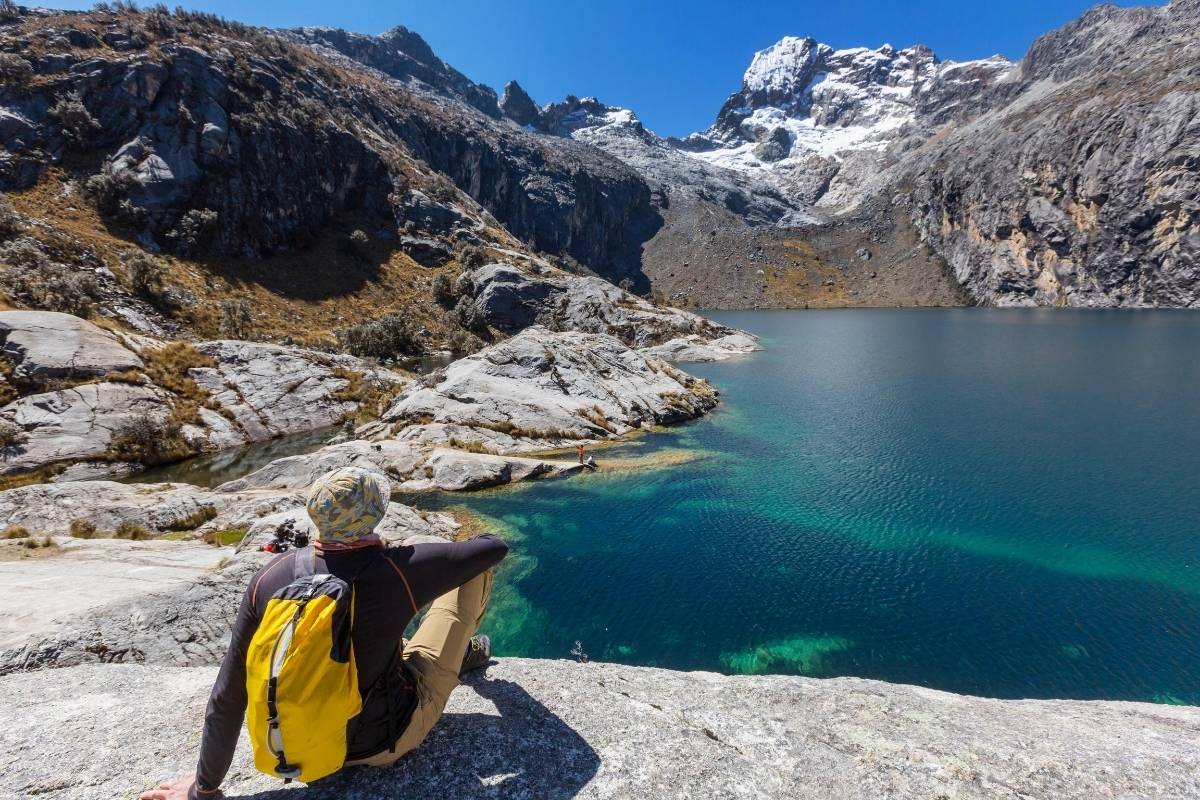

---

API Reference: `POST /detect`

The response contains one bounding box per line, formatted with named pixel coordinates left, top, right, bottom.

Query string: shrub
left=164, top=505, right=217, bottom=531
left=114, top=521, right=151, bottom=540
left=219, top=299, right=253, bottom=339
left=346, top=229, right=371, bottom=261
left=49, top=91, right=99, bottom=148
left=453, top=295, right=486, bottom=333
left=69, top=519, right=97, bottom=539
left=0, top=418, right=24, bottom=447
left=338, top=312, right=423, bottom=359
left=457, top=244, right=485, bottom=271
left=2, top=525, right=28, bottom=539
left=0, top=237, right=102, bottom=317
left=0, top=53, right=32, bottom=87
left=144, top=6, right=175, bottom=35
left=431, top=273, right=454, bottom=307
left=453, top=271, right=476, bottom=298
left=174, top=208, right=217, bottom=256
left=447, top=328, right=481, bottom=355
left=121, top=249, right=165, bottom=299
left=0, top=0, right=20, bottom=23
left=0, top=193, right=22, bottom=241
left=84, top=171, right=135, bottom=216
left=108, top=413, right=192, bottom=465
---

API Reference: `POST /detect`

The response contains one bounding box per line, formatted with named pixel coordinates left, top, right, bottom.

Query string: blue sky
left=50, top=0, right=1151, bottom=136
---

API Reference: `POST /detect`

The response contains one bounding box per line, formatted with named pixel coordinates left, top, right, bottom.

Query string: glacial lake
left=419, top=309, right=1200, bottom=703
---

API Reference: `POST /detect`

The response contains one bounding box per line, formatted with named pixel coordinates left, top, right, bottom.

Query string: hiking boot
left=460, top=634, right=492, bottom=676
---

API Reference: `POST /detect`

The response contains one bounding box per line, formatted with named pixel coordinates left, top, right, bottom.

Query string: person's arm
left=136, top=563, right=266, bottom=800
left=188, top=565, right=267, bottom=799
left=402, top=534, right=508, bottom=607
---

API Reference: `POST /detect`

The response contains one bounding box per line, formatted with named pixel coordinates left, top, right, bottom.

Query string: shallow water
left=421, top=309, right=1200, bottom=703
left=124, top=426, right=339, bottom=488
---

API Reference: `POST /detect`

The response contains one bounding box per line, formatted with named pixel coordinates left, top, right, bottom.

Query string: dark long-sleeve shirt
left=191, top=534, right=508, bottom=797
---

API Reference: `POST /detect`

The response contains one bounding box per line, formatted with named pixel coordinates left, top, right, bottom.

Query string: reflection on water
left=123, top=425, right=340, bottom=488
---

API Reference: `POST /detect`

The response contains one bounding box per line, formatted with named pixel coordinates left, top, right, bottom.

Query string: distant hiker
left=577, top=443, right=585, bottom=464
left=139, top=466, right=508, bottom=800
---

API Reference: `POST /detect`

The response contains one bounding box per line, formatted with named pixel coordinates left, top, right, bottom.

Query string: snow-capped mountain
left=682, top=37, right=1012, bottom=172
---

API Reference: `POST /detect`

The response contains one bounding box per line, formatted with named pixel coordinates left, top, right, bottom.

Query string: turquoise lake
left=422, top=309, right=1200, bottom=702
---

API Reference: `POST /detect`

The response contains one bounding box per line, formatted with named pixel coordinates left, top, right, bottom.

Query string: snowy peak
left=741, top=36, right=830, bottom=105
left=689, top=36, right=1011, bottom=172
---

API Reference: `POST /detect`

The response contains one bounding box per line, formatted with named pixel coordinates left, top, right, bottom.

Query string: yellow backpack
left=244, top=560, right=366, bottom=784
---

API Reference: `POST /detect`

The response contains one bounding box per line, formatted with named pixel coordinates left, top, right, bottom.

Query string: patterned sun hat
left=306, top=467, right=390, bottom=544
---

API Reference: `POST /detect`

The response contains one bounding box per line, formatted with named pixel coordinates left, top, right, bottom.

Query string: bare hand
left=138, top=774, right=214, bottom=800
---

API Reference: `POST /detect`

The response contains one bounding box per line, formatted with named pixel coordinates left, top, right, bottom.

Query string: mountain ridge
left=0, top=1, right=1195, bottom=316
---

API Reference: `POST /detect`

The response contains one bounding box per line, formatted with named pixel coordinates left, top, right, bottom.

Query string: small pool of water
left=124, top=426, right=340, bottom=488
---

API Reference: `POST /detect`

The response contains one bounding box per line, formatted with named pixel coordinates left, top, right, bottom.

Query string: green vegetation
left=202, top=527, right=248, bottom=547
left=339, top=312, right=424, bottom=359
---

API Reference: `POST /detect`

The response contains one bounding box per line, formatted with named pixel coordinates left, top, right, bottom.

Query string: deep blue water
left=421, top=309, right=1200, bottom=702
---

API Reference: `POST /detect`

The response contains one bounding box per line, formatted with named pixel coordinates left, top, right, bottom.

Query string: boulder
left=639, top=332, right=762, bottom=362
left=471, top=262, right=744, bottom=348
left=0, top=382, right=172, bottom=474
left=399, top=234, right=454, bottom=266
left=0, top=311, right=143, bottom=385
left=1, top=659, right=1196, bottom=800
left=383, top=326, right=718, bottom=450
left=409, top=447, right=583, bottom=492
left=215, top=439, right=426, bottom=493
left=472, top=262, right=558, bottom=331
left=397, top=189, right=466, bottom=233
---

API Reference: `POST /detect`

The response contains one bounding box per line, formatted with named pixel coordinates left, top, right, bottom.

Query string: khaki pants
left=345, top=569, right=493, bottom=768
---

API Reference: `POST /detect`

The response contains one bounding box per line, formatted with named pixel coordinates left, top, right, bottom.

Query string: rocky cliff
left=902, top=0, right=1200, bottom=306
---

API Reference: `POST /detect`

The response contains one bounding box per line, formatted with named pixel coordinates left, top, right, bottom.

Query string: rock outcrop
left=2, top=658, right=1197, bottom=799
left=215, top=439, right=584, bottom=494
left=902, top=0, right=1200, bottom=307
left=0, top=309, right=143, bottom=385
left=1, top=381, right=173, bottom=474
left=382, top=326, right=719, bottom=450
left=639, top=332, right=762, bottom=362
left=470, top=262, right=740, bottom=346
left=0, top=479, right=299, bottom=537
left=0, top=311, right=409, bottom=479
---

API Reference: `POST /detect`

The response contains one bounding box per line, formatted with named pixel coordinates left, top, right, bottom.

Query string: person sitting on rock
left=139, top=466, right=508, bottom=800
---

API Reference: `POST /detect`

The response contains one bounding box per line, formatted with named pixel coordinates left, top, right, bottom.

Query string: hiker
left=138, top=466, right=508, bottom=800
left=577, top=443, right=585, bottom=464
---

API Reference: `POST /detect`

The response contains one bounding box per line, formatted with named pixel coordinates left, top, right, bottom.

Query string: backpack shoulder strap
left=380, top=552, right=419, bottom=615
